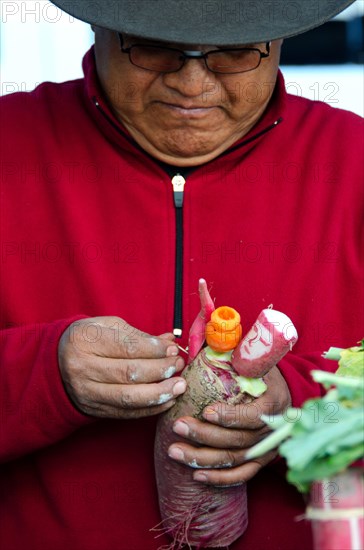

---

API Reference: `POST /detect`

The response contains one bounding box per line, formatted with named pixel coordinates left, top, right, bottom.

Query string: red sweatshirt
left=0, top=48, right=363, bottom=550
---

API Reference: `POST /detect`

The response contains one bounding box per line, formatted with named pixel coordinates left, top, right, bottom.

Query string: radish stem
left=311, top=370, right=364, bottom=389
left=322, top=347, right=343, bottom=361
left=245, top=421, right=294, bottom=460
left=187, top=279, right=215, bottom=362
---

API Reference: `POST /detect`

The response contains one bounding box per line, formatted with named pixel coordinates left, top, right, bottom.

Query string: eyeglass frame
left=118, top=33, right=271, bottom=75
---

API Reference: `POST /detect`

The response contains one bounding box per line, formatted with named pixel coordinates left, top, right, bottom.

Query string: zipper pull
left=172, top=174, right=186, bottom=208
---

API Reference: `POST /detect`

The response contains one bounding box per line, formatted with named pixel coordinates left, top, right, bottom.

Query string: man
left=0, top=1, right=362, bottom=549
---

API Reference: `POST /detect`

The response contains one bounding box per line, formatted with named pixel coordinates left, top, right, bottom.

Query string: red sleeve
left=0, top=316, right=95, bottom=463
left=278, top=351, right=337, bottom=408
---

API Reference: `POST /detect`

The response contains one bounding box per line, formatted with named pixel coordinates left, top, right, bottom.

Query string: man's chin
left=146, top=143, right=226, bottom=167
left=127, top=125, right=235, bottom=166
left=152, top=130, right=225, bottom=159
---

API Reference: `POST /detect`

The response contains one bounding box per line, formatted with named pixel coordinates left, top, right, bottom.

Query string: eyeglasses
left=118, top=34, right=271, bottom=75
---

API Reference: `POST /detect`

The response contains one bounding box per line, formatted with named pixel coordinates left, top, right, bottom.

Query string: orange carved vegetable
left=205, top=306, right=242, bottom=352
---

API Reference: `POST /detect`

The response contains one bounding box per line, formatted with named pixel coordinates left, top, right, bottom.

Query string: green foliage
left=246, top=342, right=364, bottom=492
left=336, top=340, right=364, bottom=378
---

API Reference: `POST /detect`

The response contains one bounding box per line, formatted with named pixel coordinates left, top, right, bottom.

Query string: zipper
left=92, top=97, right=283, bottom=338
left=171, top=174, right=186, bottom=338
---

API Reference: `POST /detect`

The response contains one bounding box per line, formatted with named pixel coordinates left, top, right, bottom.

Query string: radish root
left=152, top=489, right=244, bottom=549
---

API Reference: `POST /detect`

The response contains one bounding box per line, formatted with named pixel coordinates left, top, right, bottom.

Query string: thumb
left=158, top=332, right=176, bottom=341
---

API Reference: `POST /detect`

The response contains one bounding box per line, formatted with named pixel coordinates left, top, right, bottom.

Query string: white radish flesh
left=231, top=308, right=298, bottom=378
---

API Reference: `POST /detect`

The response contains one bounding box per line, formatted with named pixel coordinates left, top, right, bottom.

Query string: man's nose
left=162, top=58, right=216, bottom=97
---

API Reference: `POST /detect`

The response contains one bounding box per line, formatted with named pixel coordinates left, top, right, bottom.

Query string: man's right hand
left=58, top=317, right=186, bottom=419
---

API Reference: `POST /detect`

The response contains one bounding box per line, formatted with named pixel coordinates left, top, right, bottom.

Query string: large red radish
left=154, top=282, right=298, bottom=548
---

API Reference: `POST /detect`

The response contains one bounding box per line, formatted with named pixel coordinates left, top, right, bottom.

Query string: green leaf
left=204, top=347, right=233, bottom=363
left=337, top=347, right=364, bottom=378
left=286, top=443, right=364, bottom=491
left=235, top=376, right=267, bottom=397
left=245, top=359, right=364, bottom=492
left=280, top=408, right=364, bottom=471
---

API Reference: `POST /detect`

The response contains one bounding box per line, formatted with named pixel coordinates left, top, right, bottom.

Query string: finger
left=107, top=323, right=179, bottom=359
left=172, top=417, right=267, bottom=449
left=127, top=333, right=179, bottom=359
left=79, top=395, right=178, bottom=419
left=86, top=377, right=187, bottom=410
left=262, top=366, right=292, bottom=412
left=158, top=333, right=176, bottom=341
left=73, top=317, right=180, bottom=360
left=201, top=401, right=266, bottom=429
left=200, top=367, right=292, bottom=429
left=192, top=452, right=278, bottom=486
left=193, top=461, right=264, bottom=486
left=168, top=442, right=246, bottom=469
left=85, top=355, right=185, bottom=384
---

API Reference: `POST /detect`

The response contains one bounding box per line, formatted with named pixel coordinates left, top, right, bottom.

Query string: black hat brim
left=50, top=0, right=356, bottom=45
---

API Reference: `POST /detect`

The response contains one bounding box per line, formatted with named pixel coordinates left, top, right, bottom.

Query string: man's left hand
left=167, top=366, right=291, bottom=486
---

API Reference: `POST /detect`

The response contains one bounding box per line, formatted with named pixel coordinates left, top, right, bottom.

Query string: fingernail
left=168, top=447, right=184, bottom=461
left=163, top=366, right=176, bottom=379
left=166, top=345, right=179, bottom=357
left=173, top=380, right=186, bottom=396
left=173, top=420, right=189, bottom=437
left=194, top=472, right=208, bottom=482
left=203, top=407, right=218, bottom=421
left=175, top=357, right=185, bottom=370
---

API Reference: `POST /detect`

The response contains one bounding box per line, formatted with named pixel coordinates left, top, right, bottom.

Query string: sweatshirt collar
left=82, top=46, right=287, bottom=164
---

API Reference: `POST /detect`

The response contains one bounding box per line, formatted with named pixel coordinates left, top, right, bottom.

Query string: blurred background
left=1, top=0, right=363, bottom=116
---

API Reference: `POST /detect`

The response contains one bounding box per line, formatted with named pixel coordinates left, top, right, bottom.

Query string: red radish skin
left=308, top=469, right=364, bottom=550
left=231, top=308, right=298, bottom=378
left=187, top=279, right=215, bottom=363
left=154, top=349, right=251, bottom=549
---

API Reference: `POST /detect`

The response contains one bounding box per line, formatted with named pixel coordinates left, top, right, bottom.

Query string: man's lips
left=155, top=101, right=219, bottom=117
